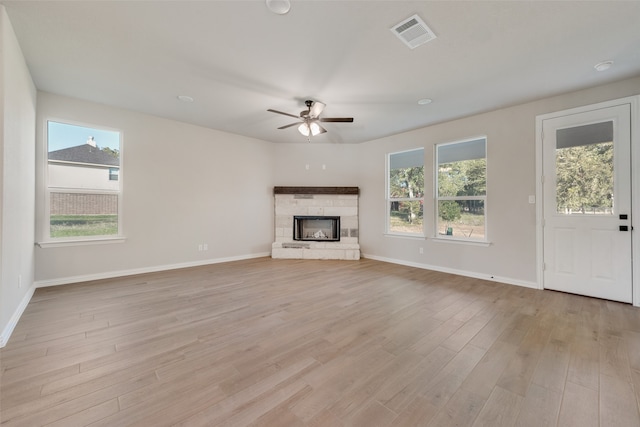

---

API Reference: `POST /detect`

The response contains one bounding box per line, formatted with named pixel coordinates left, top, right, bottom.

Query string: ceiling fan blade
left=320, top=117, right=354, bottom=123
left=267, top=109, right=300, bottom=119
left=309, top=101, right=326, bottom=118
left=277, top=122, right=301, bottom=130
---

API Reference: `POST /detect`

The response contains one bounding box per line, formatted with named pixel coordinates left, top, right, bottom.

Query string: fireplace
left=272, top=186, right=360, bottom=260
left=294, top=216, right=340, bottom=242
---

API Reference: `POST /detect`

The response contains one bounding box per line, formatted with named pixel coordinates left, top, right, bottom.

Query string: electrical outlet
left=419, top=247, right=424, bottom=254
left=203, top=243, right=208, bottom=251
left=305, top=164, right=310, bottom=170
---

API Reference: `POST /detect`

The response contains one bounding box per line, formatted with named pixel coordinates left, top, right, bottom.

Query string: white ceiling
left=4, top=1, right=640, bottom=144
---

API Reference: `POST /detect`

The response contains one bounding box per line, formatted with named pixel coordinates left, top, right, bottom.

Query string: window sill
left=36, top=236, right=126, bottom=248
left=384, top=233, right=426, bottom=240
left=432, top=237, right=491, bottom=247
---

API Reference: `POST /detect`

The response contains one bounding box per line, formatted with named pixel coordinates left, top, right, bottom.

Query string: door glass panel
left=556, top=121, right=614, bottom=215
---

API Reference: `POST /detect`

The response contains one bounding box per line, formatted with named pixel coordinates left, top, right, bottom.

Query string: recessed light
left=177, top=95, right=194, bottom=103
left=266, top=0, right=290, bottom=15
left=417, top=98, right=432, bottom=105
left=594, top=61, right=613, bottom=72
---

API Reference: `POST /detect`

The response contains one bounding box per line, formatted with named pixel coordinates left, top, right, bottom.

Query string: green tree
left=439, top=200, right=461, bottom=224
left=389, top=166, right=424, bottom=198
left=438, top=158, right=486, bottom=215
left=390, top=166, right=424, bottom=224
left=437, top=164, right=464, bottom=197
left=556, top=142, right=613, bottom=213
left=460, top=159, right=486, bottom=196
left=101, top=147, right=120, bottom=159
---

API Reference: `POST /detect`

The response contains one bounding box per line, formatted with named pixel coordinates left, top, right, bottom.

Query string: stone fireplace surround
left=271, top=187, right=360, bottom=260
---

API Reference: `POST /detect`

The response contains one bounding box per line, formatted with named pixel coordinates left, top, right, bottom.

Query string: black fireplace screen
left=293, top=216, right=340, bottom=242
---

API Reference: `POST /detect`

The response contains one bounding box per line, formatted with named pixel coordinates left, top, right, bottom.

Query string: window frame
left=434, top=136, right=488, bottom=243
left=386, top=147, right=426, bottom=237
left=40, top=118, right=125, bottom=246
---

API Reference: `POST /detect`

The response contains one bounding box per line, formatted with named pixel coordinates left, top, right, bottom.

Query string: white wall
left=272, top=142, right=361, bottom=187
left=358, top=76, right=640, bottom=287
left=0, top=6, right=37, bottom=347
left=35, top=92, right=275, bottom=285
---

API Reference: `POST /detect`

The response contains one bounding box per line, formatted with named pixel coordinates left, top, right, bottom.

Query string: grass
left=390, top=210, right=485, bottom=238
left=390, top=211, right=424, bottom=234
left=439, top=212, right=485, bottom=239
left=50, top=214, right=118, bottom=238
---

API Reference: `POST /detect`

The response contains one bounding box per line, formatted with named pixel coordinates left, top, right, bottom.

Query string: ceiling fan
left=267, top=100, right=354, bottom=139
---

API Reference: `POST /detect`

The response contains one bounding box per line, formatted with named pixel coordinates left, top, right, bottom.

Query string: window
left=46, top=121, right=122, bottom=240
left=436, top=137, right=486, bottom=241
left=387, top=148, right=425, bottom=235
left=109, top=167, right=119, bottom=181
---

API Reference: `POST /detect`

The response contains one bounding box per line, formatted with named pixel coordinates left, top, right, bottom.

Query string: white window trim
left=434, top=136, right=488, bottom=243
left=37, top=237, right=126, bottom=249
left=432, top=237, right=491, bottom=246
left=386, top=148, right=425, bottom=237
left=39, top=118, right=125, bottom=246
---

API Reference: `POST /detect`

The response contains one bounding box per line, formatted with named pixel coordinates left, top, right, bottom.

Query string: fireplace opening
left=293, top=216, right=340, bottom=242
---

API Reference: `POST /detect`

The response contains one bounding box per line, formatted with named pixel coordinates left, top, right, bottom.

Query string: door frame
left=535, top=95, right=640, bottom=307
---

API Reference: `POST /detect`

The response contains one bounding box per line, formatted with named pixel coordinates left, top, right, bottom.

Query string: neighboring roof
left=48, top=145, right=119, bottom=167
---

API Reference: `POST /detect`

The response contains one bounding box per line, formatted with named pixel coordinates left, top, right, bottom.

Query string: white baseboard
left=34, top=252, right=271, bottom=288
left=361, top=253, right=539, bottom=290
left=1, top=284, right=36, bottom=348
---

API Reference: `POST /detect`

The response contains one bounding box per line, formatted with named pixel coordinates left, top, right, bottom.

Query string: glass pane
left=556, top=140, right=613, bottom=215
left=50, top=193, right=118, bottom=238
left=389, top=200, right=423, bottom=234
left=389, top=149, right=424, bottom=199
left=389, top=166, right=424, bottom=198
left=437, top=139, right=486, bottom=198
left=48, top=121, right=120, bottom=190
left=437, top=200, right=485, bottom=240
left=438, top=158, right=486, bottom=197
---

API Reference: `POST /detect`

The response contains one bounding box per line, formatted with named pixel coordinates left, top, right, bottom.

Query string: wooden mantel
left=273, top=186, right=359, bottom=195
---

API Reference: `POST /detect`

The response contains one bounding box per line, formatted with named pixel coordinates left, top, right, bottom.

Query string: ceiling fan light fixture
left=309, top=121, right=321, bottom=136
left=298, top=122, right=310, bottom=136
left=298, top=121, right=322, bottom=137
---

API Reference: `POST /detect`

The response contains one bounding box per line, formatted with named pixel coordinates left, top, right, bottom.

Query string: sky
left=47, top=121, right=120, bottom=152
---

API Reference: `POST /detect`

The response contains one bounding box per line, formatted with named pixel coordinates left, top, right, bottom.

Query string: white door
left=542, top=104, right=632, bottom=303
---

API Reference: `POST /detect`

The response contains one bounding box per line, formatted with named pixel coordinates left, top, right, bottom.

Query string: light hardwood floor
left=2, top=257, right=640, bottom=426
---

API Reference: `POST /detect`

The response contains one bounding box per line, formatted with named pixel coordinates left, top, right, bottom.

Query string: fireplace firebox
left=293, top=216, right=340, bottom=242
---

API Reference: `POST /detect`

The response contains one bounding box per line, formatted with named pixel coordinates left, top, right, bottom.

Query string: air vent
left=391, top=14, right=436, bottom=49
